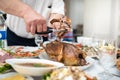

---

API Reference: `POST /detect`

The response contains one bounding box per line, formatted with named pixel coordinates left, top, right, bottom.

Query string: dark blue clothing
left=7, top=27, right=48, bottom=46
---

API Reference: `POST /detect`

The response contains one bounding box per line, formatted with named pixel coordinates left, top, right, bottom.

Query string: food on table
left=99, top=43, right=114, bottom=49
left=75, top=43, right=82, bottom=48
left=99, top=43, right=116, bottom=68
left=0, top=49, right=13, bottom=73
left=1, top=74, right=26, bottom=80
left=43, top=40, right=87, bottom=66
left=79, top=45, right=99, bottom=58
left=50, top=17, right=72, bottom=40
left=16, top=63, right=54, bottom=67
left=11, top=46, right=45, bottom=57
left=1, top=46, right=45, bottom=58
left=0, top=49, right=13, bottom=63
left=71, top=43, right=99, bottom=58
left=117, top=49, right=120, bottom=58
left=0, top=63, right=12, bottom=73
left=43, top=40, right=63, bottom=61
left=116, top=58, right=120, bottom=70
left=99, top=43, right=115, bottom=56
left=42, top=67, right=97, bottom=80
left=0, top=54, right=13, bottom=63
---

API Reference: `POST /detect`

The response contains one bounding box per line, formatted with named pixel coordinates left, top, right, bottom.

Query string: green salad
left=0, top=64, right=12, bottom=73
left=42, top=73, right=51, bottom=80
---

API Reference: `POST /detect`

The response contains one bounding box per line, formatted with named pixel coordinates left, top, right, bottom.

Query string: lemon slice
left=1, top=74, right=25, bottom=80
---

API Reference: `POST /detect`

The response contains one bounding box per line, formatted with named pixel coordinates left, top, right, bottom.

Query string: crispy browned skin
left=63, top=43, right=87, bottom=66
left=44, top=41, right=63, bottom=61
left=117, top=58, right=120, bottom=70
left=44, top=40, right=87, bottom=66
left=63, top=43, right=80, bottom=66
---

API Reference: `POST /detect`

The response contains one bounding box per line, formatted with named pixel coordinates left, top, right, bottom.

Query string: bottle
left=0, top=13, right=7, bottom=48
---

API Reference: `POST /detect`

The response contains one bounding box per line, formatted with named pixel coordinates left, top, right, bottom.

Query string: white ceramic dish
left=0, top=72, right=33, bottom=80
left=39, top=52, right=95, bottom=70
left=6, top=59, right=64, bottom=76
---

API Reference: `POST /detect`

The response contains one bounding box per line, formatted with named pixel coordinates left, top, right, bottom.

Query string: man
left=0, top=0, right=65, bottom=46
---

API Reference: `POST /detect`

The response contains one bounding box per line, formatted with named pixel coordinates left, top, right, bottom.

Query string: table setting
left=0, top=38, right=120, bottom=80
left=0, top=18, right=120, bottom=80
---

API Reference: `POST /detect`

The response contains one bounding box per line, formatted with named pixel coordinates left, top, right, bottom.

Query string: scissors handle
left=35, top=27, right=53, bottom=34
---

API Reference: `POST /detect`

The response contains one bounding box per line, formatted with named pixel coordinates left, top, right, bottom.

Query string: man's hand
left=22, top=8, right=47, bottom=36
left=0, top=0, right=47, bottom=36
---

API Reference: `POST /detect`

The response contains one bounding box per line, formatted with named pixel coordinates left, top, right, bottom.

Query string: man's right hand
left=22, top=7, right=47, bottom=36
left=0, top=0, right=47, bottom=36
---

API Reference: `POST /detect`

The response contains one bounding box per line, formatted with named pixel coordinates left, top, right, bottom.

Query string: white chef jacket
left=5, top=0, right=65, bottom=38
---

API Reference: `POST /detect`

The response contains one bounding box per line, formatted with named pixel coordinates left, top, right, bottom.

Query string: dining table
left=0, top=57, right=120, bottom=80
left=0, top=41, right=120, bottom=80
left=33, top=57, right=120, bottom=80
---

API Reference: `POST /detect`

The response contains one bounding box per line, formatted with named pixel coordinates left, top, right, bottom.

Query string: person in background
left=0, top=0, right=65, bottom=46
left=63, top=3, right=74, bottom=42
left=63, top=30, right=74, bottom=42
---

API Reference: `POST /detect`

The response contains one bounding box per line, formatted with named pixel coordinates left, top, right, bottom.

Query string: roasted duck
left=43, top=40, right=87, bottom=66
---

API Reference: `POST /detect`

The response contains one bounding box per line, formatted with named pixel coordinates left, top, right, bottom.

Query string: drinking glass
left=48, top=32, right=57, bottom=42
left=35, top=35, right=43, bottom=48
left=98, top=40, right=117, bottom=72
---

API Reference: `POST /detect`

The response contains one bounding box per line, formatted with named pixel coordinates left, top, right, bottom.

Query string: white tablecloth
left=85, top=59, right=120, bottom=80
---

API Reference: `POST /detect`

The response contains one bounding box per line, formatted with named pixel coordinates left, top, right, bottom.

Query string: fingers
left=24, top=11, right=47, bottom=36
left=26, top=22, right=31, bottom=33
left=42, top=23, right=47, bottom=32
left=37, top=23, right=42, bottom=32
left=25, top=18, right=47, bottom=36
left=36, top=21, right=47, bottom=37
left=30, top=22, right=36, bottom=35
left=42, top=23, right=47, bottom=37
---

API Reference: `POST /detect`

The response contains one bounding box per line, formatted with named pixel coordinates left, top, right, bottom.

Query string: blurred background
left=0, top=0, right=120, bottom=44
left=64, top=0, right=120, bottom=43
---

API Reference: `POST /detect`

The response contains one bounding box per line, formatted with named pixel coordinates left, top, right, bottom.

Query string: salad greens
left=0, top=64, right=12, bottom=73
left=1, top=48, right=14, bottom=55
left=42, top=73, right=51, bottom=80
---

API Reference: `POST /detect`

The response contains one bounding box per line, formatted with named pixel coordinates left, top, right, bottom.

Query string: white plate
left=0, top=72, right=33, bottom=80
left=39, top=52, right=95, bottom=70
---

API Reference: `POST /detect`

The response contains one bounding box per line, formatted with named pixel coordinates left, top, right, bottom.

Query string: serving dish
left=6, top=58, right=64, bottom=76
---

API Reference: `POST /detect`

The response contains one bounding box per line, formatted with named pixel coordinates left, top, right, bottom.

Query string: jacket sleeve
left=51, top=0, right=65, bottom=15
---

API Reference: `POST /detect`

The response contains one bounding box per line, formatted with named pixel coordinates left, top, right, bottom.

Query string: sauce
left=16, top=63, right=54, bottom=67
